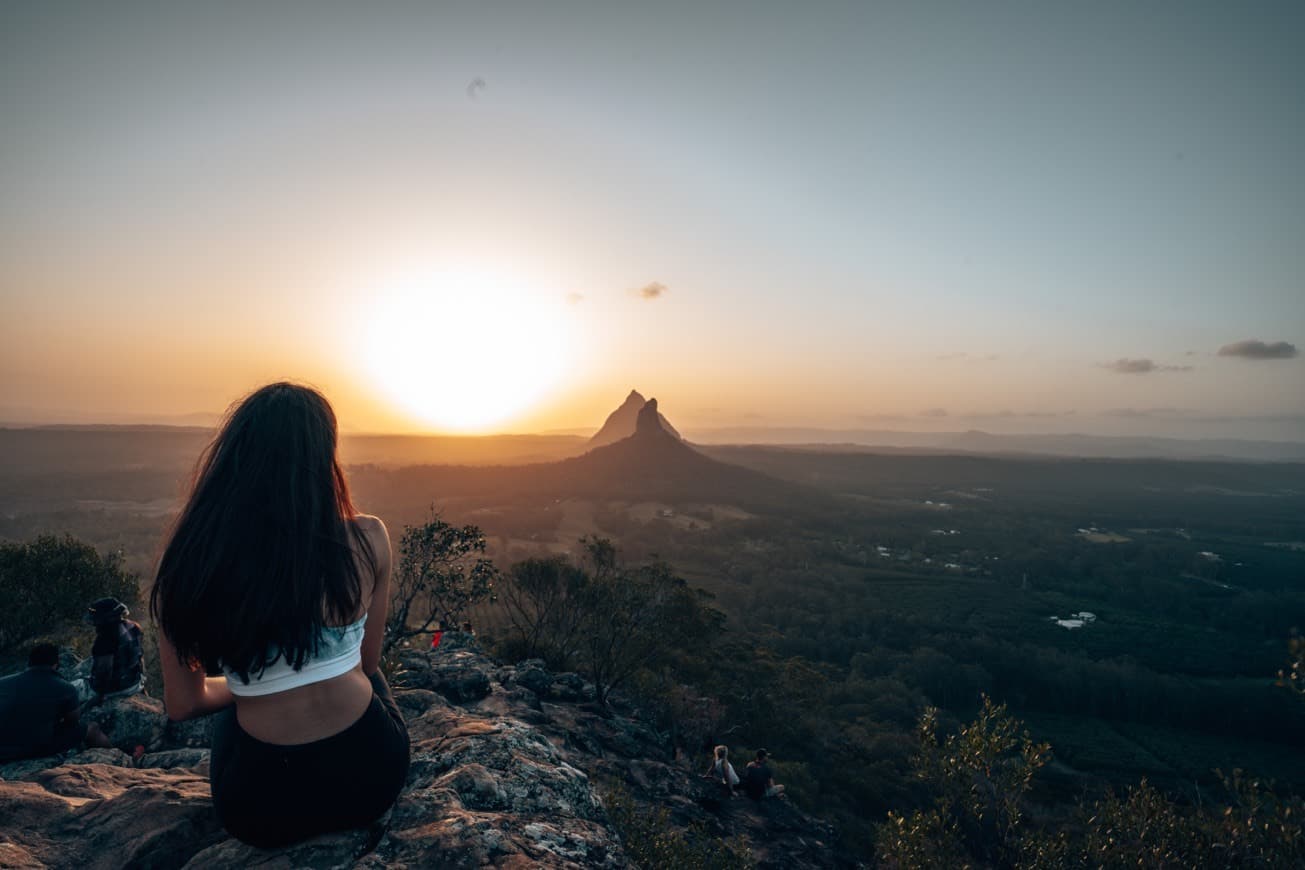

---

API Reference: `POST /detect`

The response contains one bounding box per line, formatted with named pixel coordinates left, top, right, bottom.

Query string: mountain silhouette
left=546, top=397, right=815, bottom=505
left=588, top=389, right=681, bottom=448
left=355, top=398, right=818, bottom=510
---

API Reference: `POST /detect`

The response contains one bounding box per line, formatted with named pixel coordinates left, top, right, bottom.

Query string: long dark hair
left=151, top=382, right=375, bottom=680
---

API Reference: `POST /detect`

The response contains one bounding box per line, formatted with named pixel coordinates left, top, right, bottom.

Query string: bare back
left=232, top=515, right=392, bottom=745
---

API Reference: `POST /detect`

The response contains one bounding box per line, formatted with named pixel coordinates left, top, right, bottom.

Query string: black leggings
left=210, top=671, right=410, bottom=849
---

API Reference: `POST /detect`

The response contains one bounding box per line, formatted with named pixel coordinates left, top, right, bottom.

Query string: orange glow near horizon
left=2, top=6, right=1303, bottom=445
left=361, top=265, right=574, bottom=433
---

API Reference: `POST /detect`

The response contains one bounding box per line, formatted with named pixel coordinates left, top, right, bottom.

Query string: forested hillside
left=3, top=428, right=1304, bottom=862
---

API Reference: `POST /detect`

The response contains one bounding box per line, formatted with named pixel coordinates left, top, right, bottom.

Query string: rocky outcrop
left=399, top=647, right=493, bottom=702
left=587, top=390, right=682, bottom=450
left=1, top=643, right=848, bottom=868
left=633, top=397, right=666, bottom=439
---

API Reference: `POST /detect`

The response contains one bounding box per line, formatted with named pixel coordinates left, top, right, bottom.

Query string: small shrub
left=384, top=511, right=497, bottom=655
left=602, top=781, right=753, bottom=870
left=0, top=534, right=139, bottom=652
left=879, top=701, right=1305, bottom=869
left=877, top=697, right=1050, bottom=868
left=492, top=538, right=725, bottom=705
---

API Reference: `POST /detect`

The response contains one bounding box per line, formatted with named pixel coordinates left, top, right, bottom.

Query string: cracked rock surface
left=1, top=641, right=847, bottom=868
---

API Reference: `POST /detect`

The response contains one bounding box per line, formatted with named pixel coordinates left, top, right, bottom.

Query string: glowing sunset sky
left=1, top=2, right=1302, bottom=438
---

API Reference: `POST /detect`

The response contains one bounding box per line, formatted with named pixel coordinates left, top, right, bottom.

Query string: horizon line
left=4, top=419, right=1305, bottom=449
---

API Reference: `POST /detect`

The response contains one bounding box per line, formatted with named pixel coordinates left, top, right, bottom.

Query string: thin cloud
left=1101, top=358, right=1192, bottom=374
left=957, top=409, right=1075, bottom=420
left=1190, top=411, right=1305, bottom=424
left=1217, top=339, right=1299, bottom=360
left=565, top=292, right=584, bottom=305
left=1100, top=407, right=1196, bottom=418
left=1104, top=358, right=1157, bottom=374
left=638, top=281, right=667, bottom=300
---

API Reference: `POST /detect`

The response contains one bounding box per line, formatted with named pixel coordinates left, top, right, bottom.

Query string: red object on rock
left=430, top=630, right=443, bottom=650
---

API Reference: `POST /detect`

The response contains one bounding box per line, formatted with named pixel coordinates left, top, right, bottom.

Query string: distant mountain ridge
left=683, top=426, right=1305, bottom=462
left=10, top=412, right=1303, bottom=463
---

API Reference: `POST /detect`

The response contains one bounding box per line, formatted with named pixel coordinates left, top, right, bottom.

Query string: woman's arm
left=156, top=630, right=234, bottom=721
left=358, top=515, right=393, bottom=676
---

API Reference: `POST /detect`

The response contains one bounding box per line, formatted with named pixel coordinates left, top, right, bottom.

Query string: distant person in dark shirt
left=86, top=597, right=145, bottom=699
left=0, top=643, right=112, bottom=762
left=741, top=748, right=785, bottom=800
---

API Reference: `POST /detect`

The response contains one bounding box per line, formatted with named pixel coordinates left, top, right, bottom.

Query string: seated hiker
left=0, top=643, right=113, bottom=762
left=86, top=597, right=145, bottom=699
left=741, top=748, right=786, bottom=800
left=153, top=383, right=409, bottom=849
left=704, top=744, right=740, bottom=795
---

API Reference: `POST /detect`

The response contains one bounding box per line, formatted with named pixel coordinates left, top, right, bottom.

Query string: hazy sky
left=2, top=1, right=1302, bottom=438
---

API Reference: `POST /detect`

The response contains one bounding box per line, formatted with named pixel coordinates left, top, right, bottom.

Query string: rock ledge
left=1, top=642, right=847, bottom=868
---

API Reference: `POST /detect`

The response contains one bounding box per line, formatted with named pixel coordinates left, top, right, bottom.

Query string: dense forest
left=3, top=428, right=1304, bottom=863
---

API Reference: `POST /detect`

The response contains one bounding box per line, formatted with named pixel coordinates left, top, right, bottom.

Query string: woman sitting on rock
left=705, top=744, right=740, bottom=795
left=85, top=597, right=145, bottom=700
left=152, top=382, right=410, bottom=848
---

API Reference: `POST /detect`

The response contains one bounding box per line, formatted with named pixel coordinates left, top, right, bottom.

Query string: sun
left=363, top=266, right=572, bottom=432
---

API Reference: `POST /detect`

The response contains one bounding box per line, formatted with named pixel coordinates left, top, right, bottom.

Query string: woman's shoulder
left=350, top=514, right=391, bottom=576
left=351, top=512, right=382, bottom=528
left=350, top=513, right=389, bottom=543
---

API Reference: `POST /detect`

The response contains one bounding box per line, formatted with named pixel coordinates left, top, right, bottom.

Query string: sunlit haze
left=362, top=264, right=574, bottom=431
left=1, top=2, right=1302, bottom=440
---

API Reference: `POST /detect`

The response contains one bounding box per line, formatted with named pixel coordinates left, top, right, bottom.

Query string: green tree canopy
left=0, top=534, right=138, bottom=652
left=385, top=512, right=498, bottom=655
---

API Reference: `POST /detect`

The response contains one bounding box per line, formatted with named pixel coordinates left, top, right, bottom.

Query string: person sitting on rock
left=741, top=748, right=785, bottom=800
left=0, top=643, right=113, bottom=763
left=152, top=382, right=410, bottom=849
left=430, top=618, right=450, bottom=650
left=704, top=744, right=740, bottom=795
left=86, top=597, right=145, bottom=699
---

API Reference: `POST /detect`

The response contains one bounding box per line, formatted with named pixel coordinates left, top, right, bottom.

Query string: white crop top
left=222, top=614, right=367, bottom=697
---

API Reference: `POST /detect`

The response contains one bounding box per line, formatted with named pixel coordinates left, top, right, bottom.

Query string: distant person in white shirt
left=705, top=744, right=740, bottom=795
